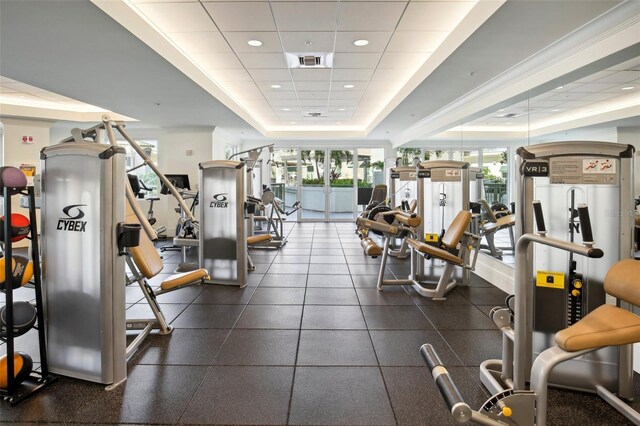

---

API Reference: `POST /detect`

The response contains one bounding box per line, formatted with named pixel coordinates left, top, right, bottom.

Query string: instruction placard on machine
left=549, top=157, right=617, bottom=184
left=430, top=169, right=461, bottom=182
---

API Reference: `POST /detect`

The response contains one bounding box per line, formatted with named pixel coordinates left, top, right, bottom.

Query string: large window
left=119, top=140, right=159, bottom=194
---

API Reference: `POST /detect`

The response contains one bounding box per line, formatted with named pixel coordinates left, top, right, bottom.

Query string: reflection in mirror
left=457, top=55, right=640, bottom=267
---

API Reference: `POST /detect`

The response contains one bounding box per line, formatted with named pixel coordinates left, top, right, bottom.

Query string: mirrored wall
left=414, top=54, right=640, bottom=268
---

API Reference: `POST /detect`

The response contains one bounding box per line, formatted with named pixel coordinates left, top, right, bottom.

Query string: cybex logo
left=57, top=204, right=88, bottom=232
left=210, top=193, right=229, bottom=208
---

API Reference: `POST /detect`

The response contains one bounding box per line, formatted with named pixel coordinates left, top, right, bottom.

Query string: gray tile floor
left=1, top=222, right=638, bottom=425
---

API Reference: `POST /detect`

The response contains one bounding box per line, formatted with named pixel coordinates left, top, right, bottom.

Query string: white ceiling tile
left=337, top=2, right=406, bottom=31
left=528, top=100, right=564, bottom=108
left=572, top=82, right=622, bottom=93
left=223, top=32, right=282, bottom=53
left=332, top=81, right=366, bottom=91
left=291, top=69, right=332, bottom=81
left=298, top=91, right=329, bottom=100
left=299, top=100, right=330, bottom=107
left=330, top=91, right=363, bottom=100
left=167, top=32, right=230, bottom=54
left=248, top=69, right=293, bottom=81
left=398, top=2, right=475, bottom=31
left=378, top=52, right=430, bottom=69
left=331, top=68, right=374, bottom=82
left=256, top=81, right=295, bottom=91
left=268, top=99, right=301, bottom=106
left=386, top=31, right=448, bottom=53
left=208, top=69, right=253, bottom=81
left=272, top=2, right=338, bottom=31
left=333, top=52, right=382, bottom=69
left=280, top=32, right=335, bottom=53
left=577, top=92, right=623, bottom=102
left=202, top=2, right=276, bottom=31
left=594, top=70, right=640, bottom=84
left=237, top=53, right=288, bottom=68
left=135, top=3, right=216, bottom=32
left=545, top=92, right=588, bottom=102
left=334, top=31, right=393, bottom=53
left=263, top=90, right=299, bottom=100
left=328, top=99, right=360, bottom=107
left=361, top=90, right=394, bottom=100
left=295, top=81, right=331, bottom=91
left=193, top=52, right=243, bottom=69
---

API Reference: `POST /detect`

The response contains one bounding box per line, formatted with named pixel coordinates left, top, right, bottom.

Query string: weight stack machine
left=41, top=143, right=127, bottom=388
left=199, top=160, right=248, bottom=287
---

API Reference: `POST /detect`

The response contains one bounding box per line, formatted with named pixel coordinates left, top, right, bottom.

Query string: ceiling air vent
left=305, top=112, right=323, bottom=117
left=299, top=56, right=321, bottom=66
left=496, top=112, right=525, bottom=118
left=286, top=52, right=334, bottom=68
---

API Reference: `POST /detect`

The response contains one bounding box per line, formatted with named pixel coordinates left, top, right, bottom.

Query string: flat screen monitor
left=160, top=174, right=191, bottom=194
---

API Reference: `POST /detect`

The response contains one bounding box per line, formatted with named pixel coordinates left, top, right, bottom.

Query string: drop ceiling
left=96, top=0, right=500, bottom=136
left=459, top=56, right=640, bottom=134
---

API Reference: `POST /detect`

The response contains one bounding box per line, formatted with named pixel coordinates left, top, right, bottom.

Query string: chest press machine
left=41, top=116, right=209, bottom=389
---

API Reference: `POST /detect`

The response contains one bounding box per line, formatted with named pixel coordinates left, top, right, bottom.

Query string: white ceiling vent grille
left=286, top=52, right=334, bottom=69
left=305, top=112, right=323, bottom=117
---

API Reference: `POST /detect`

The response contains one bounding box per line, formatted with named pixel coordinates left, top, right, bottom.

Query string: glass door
left=300, top=150, right=327, bottom=220
left=271, top=148, right=299, bottom=222
left=328, top=149, right=355, bottom=220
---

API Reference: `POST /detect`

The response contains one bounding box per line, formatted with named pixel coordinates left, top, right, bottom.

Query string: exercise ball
left=0, top=167, right=27, bottom=196
left=0, top=352, right=33, bottom=389
left=0, top=302, right=37, bottom=338
left=0, top=255, right=34, bottom=290
left=0, top=214, right=30, bottom=242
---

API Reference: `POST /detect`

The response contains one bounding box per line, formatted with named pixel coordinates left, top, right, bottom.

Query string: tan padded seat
left=361, top=237, right=382, bottom=256
left=441, top=211, right=471, bottom=249
left=555, top=259, right=640, bottom=352
left=254, top=216, right=268, bottom=222
left=395, top=212, right=421, bottom=228
left=247, top=234, right=273, bottom=245
left=406, top=239, right=464, bottom=265
left=161, top=269, right=209, bottom=291
left=127, top=200, right=208, bottom=292
left=496, top=214, right=516, bottom=228
left=127, top=203, right=164, bottom=278
left=555, top=304, right=640, bottom=351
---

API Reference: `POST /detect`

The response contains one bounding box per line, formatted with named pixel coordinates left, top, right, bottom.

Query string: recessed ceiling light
left=338, top=108, right=346, bottom=111
left=247, top=40, right=263, bottom=47
left=622, top=86, right=635, bottom=90
left=343, top=84, right=355, bottom=89
left=551, top=109, right=561, bottom=112
left=555, top=86, right=564, bottom=90
left=282, top=108, right=291, bottom=111
left=498, top=109, right=505, bottom=112
left=353, top=39, right=369, bottom=47
left=305, top=41, right=313, bottom=46
left=270, top=84, right=282, bottom=89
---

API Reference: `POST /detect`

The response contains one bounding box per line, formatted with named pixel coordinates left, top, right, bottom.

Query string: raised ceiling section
left=96, top=0, right=502, bottom=137
left=0, top=75, right=133, bottom=122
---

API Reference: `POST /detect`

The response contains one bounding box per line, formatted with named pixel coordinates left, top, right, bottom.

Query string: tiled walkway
left=0, top=222, right=637, bottom=424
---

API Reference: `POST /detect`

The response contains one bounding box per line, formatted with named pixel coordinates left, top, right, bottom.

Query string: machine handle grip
left=532, top=200, right=546, bottom=233
left=420, top=344, right=466, bottom=411
left=577, top=204, right=594, bottom=243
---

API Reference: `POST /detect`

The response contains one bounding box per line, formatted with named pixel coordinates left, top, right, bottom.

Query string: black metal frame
left=0, top=186, right=56, bottom=405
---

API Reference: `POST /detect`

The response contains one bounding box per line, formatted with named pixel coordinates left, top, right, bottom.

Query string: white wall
left=0, top=117, right=53, bottom=246
left=154, top=129, right=214, bottom=236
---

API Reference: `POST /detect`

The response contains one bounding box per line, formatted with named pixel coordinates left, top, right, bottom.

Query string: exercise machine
left=250, top=186, right=301, bottom=249
left=199, top=160, right=250, bottom=287
left=416, top=160, right=478, bottom=287
left=423, top=203, right=640, bottom=425
left=474, top=199, right=516, bottom=259
left=127, top=174, right=166, bottom=238
left=423, top=141, right=636, bottom=424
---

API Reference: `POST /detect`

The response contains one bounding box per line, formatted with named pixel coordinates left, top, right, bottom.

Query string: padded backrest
left=604, top=259, right=640, bottom=306
left=370, top=185, right=387, bottom=204
left=479, top=199, right=497, bottom=223
left=126, top=201, right=164, bottom=279
left=441, top=210, right=471, bottom=249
